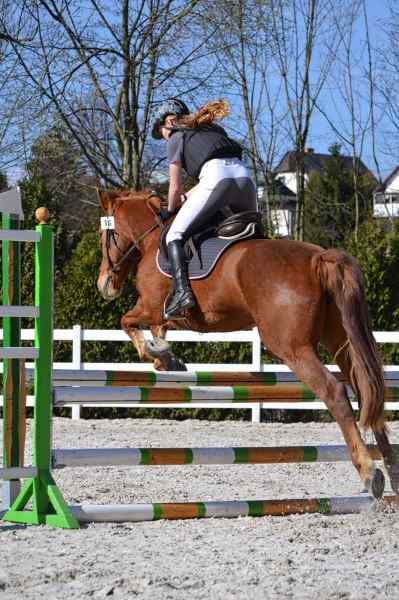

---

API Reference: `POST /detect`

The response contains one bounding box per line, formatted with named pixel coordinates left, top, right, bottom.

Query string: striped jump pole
left=53, top=384, right=399, bottom=405
left=52, top=444, right=396, bottom=468
left=53, top=384, right=318, bottom=404
left=70, top=495, right=399, bottom=523
left=27, top=369, right=399, bottom=387
left=34, top=369, right=321, bottom=386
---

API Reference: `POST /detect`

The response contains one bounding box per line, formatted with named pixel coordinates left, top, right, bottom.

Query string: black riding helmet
left=151, top=98, right=190, bottom=139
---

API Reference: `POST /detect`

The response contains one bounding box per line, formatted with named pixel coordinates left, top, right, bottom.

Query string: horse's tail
left=313, top=248, right=385, bottom=431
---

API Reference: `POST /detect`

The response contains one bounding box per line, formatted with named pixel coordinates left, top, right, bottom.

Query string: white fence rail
left=1, top=327, right=398, bottom=422
left=1, top=326, right=263, bottom=372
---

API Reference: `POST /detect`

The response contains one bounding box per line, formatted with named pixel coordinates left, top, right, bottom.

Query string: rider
left=151, top=98, right=257, bottom=319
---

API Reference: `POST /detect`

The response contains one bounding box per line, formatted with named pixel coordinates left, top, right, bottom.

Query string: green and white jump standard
left=1, top=205, right=78, bottom=528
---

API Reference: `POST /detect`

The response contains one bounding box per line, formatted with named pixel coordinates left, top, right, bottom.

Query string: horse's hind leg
left=326, top=320, right=399, bottom=495
left=275, top=343, right=385, bottom=499
left=334, top=352, right=399, bottom=495
left=372, top=429, right=399, bottom=495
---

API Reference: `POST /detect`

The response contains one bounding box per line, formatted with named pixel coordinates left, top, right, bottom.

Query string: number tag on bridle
left=101, top=216, right=115, bottom=230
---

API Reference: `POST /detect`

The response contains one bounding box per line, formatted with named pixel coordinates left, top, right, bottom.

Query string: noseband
left=104, top=195, right=163, bottom=274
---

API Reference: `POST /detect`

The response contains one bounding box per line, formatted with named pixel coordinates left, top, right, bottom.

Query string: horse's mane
left=99, top=188, right=155, bottom=203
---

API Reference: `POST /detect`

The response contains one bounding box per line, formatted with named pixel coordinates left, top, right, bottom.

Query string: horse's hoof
left=146, top=342, right=187, bottom=371
left=153, top=351, right=187, bottom=371
left=368, top=468, right=385, bottom=499
left=165, top=356, right=187, bottom=371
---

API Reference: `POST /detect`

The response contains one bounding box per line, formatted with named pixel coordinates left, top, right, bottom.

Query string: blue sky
left=305, top=0, right=395, bottom=180
left=212, top=0, right=396, bottom=182
left=7, top=0, right=397, bottom=184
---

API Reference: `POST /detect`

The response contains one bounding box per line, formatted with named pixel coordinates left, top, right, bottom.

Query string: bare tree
left=316, top=0, right=382, bottom=237
left=3, top=0, right=215, bottom=189
left=378, top=0, right=399, bottom=166
left=202, top=0, right=288, bottom=233
left=269, top=0, right=341, bottom=240
left=0, top=1, right=41, bottom=175
left=362, top=0, right=382, bottom=184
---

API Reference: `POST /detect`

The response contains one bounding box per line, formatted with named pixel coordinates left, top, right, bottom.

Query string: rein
left=105, top=195, right=164, bottom=274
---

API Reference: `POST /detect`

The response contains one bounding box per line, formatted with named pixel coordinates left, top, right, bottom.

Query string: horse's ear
left=96, top=188, right=110, bottom=212
left=96, top=188, right=115, bottom=214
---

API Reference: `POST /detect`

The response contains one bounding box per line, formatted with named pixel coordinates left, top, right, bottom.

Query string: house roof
left=374, top=166, right=399, bottom=193
left=275, top=150, right=375, bottom=180
left=270, top=178, right=296, bottom=198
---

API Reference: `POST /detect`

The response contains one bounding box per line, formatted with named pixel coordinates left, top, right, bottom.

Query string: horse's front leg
left=121, top=301, right=187, bottom=371
left=150, top=324, right=168, bottom=368
left=148, top=325, right=181, bottom=371
left=149, top=324, right=187, bottom=371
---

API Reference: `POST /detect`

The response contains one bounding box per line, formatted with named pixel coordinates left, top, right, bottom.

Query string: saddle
left=157, top=210, right=264, bottom=280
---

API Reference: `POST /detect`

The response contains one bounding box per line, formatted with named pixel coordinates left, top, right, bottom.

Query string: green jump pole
left=3, top=208, right=79, bottom=528
left=2, top=213, right=25, bottom=509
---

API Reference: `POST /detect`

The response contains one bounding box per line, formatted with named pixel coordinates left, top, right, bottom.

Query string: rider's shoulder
left=169, top=128, right=185, bottom=139
left=167, top=129, right=185, bottom=146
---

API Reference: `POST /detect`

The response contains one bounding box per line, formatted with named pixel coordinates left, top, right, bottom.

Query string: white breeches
left=166, top=158, right=257, bottom=244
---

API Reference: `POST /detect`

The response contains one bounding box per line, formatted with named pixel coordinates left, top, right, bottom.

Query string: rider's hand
left=159, top=209, right=177, bottom=222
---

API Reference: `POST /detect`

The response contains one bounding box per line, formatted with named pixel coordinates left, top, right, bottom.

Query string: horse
left=97, top=187, right=399, bottom=500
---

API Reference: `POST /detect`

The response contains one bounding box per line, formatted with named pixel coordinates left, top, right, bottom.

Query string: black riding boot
left=165, top=240, right=195, bottom=318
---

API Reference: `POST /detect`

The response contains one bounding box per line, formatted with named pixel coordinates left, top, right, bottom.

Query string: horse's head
left=97, top=188, right=161, bottom=301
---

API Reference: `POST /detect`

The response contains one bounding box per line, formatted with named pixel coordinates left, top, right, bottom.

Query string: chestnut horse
left=97, top=188, right=399, bottom=500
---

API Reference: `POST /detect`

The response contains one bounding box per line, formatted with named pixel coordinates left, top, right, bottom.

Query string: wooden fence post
left=2, top=212, right=26, bottom=509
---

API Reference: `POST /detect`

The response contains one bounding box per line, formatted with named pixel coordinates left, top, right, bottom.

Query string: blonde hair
left=179, top=99, right=230, bottom=129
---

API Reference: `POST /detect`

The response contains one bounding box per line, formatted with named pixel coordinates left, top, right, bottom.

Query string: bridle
left=104, top=193, right=164, bottom=275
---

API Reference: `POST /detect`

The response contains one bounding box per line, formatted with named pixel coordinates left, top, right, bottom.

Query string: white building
left=274, top=148, right=374, bottom=194
left=373, top=167, right=399, bottom=218
left=257, top=178, right=296, bottom=237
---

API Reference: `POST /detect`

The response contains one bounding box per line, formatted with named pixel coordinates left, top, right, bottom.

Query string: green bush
left=54, top=231, right=139, bottom=363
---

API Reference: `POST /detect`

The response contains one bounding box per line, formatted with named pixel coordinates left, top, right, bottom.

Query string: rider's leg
left=164, top=239, right=196, bottom=319
left=165, top=184, right=199, bottom=318
left=165, top=159, right=257, bottom=317
left=164, top=178, right=217, bottom=318
left=164, top=177, right=211, bottom=318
